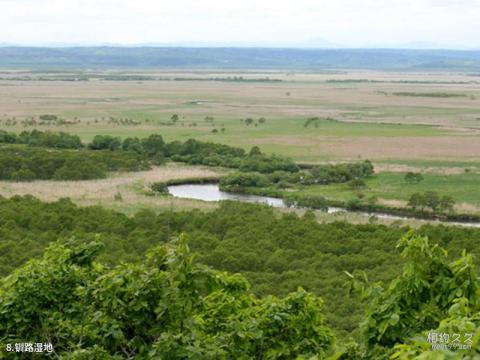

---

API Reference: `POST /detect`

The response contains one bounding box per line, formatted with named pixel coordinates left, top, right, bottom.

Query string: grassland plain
left=0, top=70, right=480, bottom=164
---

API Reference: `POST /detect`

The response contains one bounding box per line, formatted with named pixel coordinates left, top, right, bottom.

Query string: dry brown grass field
left=0, top=163, right=223, bottom=214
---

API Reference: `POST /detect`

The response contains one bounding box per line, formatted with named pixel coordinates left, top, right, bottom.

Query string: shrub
left=404, top=172, right=424, bottom=184
left=151, top=182, right=169, bottom=194
left=220, top=172, right=270, bottom=190
left=286, top=195, right=329, bottom=211
left=89, top=135, right=122, bottom=151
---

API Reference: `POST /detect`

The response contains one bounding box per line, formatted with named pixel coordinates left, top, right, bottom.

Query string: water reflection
left=168, top=184, right=286, bottom=208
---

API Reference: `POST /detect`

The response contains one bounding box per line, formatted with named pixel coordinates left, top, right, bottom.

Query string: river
left=167, top=184, right=480, bottom=228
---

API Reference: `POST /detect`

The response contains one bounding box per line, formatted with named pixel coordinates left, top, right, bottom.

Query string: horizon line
left=0, top=44, right=479, bottom=51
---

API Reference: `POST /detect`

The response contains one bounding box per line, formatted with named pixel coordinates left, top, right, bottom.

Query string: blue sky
left=1, top=0, right=479, bottom=48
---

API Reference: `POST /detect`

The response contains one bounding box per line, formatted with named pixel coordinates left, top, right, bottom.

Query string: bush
left=88, top=135, right=122, bottom=151
left=404, top=172, right=424, bottom=184
left=220, top=172, right=270, bottom=191
left=151, top=182, right=169, bottom=194
left=285, top=195, right=329, bottom=211
left=0, top=130, right=18, bottom=144
left=346, top=198, right=362, bottom=210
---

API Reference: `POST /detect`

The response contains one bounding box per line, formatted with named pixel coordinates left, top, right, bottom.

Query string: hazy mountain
left=0, top=47, right=480, bottom=71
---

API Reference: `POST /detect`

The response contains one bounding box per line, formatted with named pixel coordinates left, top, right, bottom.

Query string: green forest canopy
left=1, top=224, right=478, bottom=359
left=0, top=196, right=479, bottom=348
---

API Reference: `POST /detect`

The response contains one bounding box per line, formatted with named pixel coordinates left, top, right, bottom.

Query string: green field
left=295, top=171, right=480, bottom=212
left=63, top=118, right=449, bottom=162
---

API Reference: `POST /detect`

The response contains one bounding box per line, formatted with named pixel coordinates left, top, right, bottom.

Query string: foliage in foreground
left=346, top=231, right=480, bottom=359
left=0, top=236, right=334, bottom=359
left=0, top=229, right=479, bottom=359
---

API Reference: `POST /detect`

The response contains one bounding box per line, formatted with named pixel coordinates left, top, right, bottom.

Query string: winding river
left=168, top=184, right=286, bottom=208
left=168, top=184, right=480, bottom=228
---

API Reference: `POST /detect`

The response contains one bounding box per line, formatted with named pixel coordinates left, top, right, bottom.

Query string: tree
left=171, top=114, right=179, bottom=123
left=439, top=195, right=455, bottom=213
left=141, top=134, right=165, bottom=157
left=249, top=146, right=262, bottom=156
left=89, top=135, right=122, bottom=151
left=245, top=118, right=254, bottom=126
left=408, top=191, right=454, bottom=214
left=151, top=181, right=168, bottom=194
left=424, top=191, right=441, bottom=212
left=408, top=192, right=425, bottom=211
left=122, top=137, right=142, bottom=153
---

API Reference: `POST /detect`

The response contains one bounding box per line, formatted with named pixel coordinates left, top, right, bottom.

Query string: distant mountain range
left=1, top=47, right=480, bottom=71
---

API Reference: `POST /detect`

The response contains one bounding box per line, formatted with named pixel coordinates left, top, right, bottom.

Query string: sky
left=1, top=0, right=480, bottom=48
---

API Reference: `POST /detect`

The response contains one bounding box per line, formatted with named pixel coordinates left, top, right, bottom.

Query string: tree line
left=0, top=130, right=299, bottom=180
left=0, top=129, right=82, bottom=149
left=0, top=147, right=150, bottom=181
